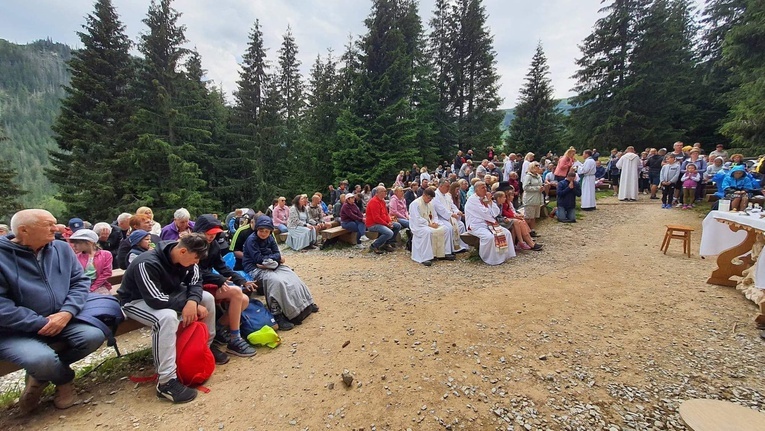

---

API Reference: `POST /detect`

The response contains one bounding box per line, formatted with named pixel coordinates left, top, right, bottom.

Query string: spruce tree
left=621, top=0, right=700, bottom=146
left=720, top=0, right=765, bottom=151
left=129, top=0, right=216, bottom=221
left=304, top=51, right=341, bottom=189
left=0, top=129, right=27, bottom=220
left=427, top=0, right=459, bottom=158
left=508, top=42, right=563, bottom=155
left=47, top=0, right=134, bottom=220
left=276, top=26, right=307, bottom=196
left=227, top=20, right=268, bottom=210
left=570, top=0, right=644, bottom=149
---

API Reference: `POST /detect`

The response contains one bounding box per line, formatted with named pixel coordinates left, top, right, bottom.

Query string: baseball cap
left=68, top=218, right=84, bottom=232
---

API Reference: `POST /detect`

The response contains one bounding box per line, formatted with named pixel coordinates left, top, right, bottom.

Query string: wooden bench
left=274, top=232, right=288, bottom=243
left=0, top=270, right=147, bottom=378
left=460, top=232, right=480, bottom=249
left=320, top=226, right=357, bottom=245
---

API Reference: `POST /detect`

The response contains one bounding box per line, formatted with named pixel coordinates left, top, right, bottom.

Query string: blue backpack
left=240, top=299, right=276, bottom=338
left=74, top=294, right=126, bottom=355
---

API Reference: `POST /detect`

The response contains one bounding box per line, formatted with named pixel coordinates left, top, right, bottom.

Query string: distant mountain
left=0, top=38, right=71, bottom=208
left=500, top=98, right=574, bottom=129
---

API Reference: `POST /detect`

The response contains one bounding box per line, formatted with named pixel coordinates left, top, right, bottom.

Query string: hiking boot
left=53, top=382, right=76, bottom=409
left=275, top=314, right=295, bottom=331
left=226, top=337, right=256, bottom=357
left=310, top=303, right=319, bottom=313
left=382, top=244, right=395, bottom=252
left=210, top=345, right=230, bottom=365
left=18, top=374, right=47, bottom=414
left=370, top=246, right=384, bottom=255
left=156, top=378, right=197, bottom=403
left=213, top=326, right=231, bottom=346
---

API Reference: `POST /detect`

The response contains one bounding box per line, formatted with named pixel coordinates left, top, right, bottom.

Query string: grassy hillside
left=0, top=38, right=71, bottom=209
left=500, top=98, right=574, bottom=129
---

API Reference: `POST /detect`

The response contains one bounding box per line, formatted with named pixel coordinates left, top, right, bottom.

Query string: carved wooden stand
left=707, top=221, right=757, bottom=287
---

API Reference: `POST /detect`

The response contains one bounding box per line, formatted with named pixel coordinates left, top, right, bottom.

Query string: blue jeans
left=276, top=224, right=288, bottom=233
left=368, top=222, right=401, bottom=249
left=0, top=322, right=105, bottom=384
left=341, top=221, right=366, bottom=244
left=557, top=206, right=576, bottom=222
left=396, top=219, right=410, bottom=230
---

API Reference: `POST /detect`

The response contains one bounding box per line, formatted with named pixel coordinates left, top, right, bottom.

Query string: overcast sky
left=0, top=0, right=705, bottom=108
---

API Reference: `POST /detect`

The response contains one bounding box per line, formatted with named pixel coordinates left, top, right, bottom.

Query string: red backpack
left=176, top=321, right=215, bottom=386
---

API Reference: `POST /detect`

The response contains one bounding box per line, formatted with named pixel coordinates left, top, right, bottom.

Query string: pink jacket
left=77, top=250, right=113, bottom=292
left=389, top=194, right=409, bottom=219
left=272, top=205, right=290, bottom=226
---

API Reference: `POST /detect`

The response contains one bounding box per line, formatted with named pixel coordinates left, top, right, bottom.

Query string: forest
left=1, top=0, right=763, bottom=223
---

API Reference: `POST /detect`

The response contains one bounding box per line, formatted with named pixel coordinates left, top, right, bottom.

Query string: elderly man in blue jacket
left=0, top=209, right=105, bottom=414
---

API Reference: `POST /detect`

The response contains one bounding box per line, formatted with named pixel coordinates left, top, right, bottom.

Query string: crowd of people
left=2, top=140, right=754, bottom=412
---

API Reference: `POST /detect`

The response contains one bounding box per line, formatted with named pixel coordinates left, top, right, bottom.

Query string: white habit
left=465, top=194, right=516, bottom=265
left=579, top=157, right=597, bottom=209
left=616, top=152, right=641, bottom=200
left=433, top=189, right=468, bottom=252
left=408, top=197, right=450, bottom=263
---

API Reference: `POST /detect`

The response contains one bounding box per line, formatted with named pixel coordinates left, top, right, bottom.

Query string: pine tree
left=720, top=0, right=765, bottom=151
left=508, top=42, right=563, bottom=155
left=46, top=0, right=134, bottom=220
left=276, top=26, right=307, bottom=196
left=427, top=0, right=459, bottom=159
left=570, top=0, right=644, bottom=149
left=304, top=51, right=341, bottom=189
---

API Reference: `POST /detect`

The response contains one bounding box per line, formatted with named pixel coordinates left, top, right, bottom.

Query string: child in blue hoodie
left=722, top=165, right=756, bottom=211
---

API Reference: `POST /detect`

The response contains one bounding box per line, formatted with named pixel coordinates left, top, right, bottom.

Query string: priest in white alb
left=408, top=188, right=454, bottom=266
left=579, top=149, right=597, bottom=211
left=465, top=181, right=516, bottom=265
left=433, top=179, right=469, bottom=253
left=616, top=146, right=641, bottom=201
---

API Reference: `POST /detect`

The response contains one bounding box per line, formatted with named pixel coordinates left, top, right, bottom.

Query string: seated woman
left=272, top=197, right=290, bottom=233
left=243, top=216, right=318, bottom=330
left=69, top=229, right=113, bottom=294
left=388, top=186, right=410, bottom=230
left=307, top=193, right=333, bottom=233
left=340, top=194, right=368, bottom=248
left=492, top=188, right=541, bottom=251
left=722, top=165, right=757, bottom=211
left=135, top=206, right=162, bottom=236
left=287, top=195, right=318, bottom=250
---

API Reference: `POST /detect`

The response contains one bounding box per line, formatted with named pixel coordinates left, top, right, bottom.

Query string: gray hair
left=174, top=208, right=191, bottom=220
left=10, top=209, right=52, bottom=236
left=93, top=222, right=112, bottom=236
left=117, top=212, right=132, bottom=223
left=0, top=224, right=8, bottom=234
left=438, top=178, right=450, bottom=187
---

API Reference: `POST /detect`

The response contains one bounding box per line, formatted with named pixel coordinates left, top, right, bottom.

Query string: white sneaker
left=359, top=235, right=370, bottom=242
left=354, top=243, right=366, bottom=249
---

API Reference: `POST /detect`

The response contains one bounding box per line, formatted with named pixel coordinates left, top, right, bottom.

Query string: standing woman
left=522, top=161, right=544, bottom=236
left=69, top=229, right=113, bottom=294
left=135, top=206, right=162, bottom=236
left=287, top=195, right=318, bottom=250
left=554, top=148, right=576, bottom=181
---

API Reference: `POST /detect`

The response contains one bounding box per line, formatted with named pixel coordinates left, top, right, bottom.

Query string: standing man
left=708, top=144, right=729, bottom=162
left=365, top=185, right=402, bottom=254
left=616, top=146, right=641, bottom=201
left=118, top=233, right=226, bottom=403
left=0, top=209, right=105, bottom=413
left=454, top=150, right=464, bottom=172
left=579, top=149, right=597, bottom=211
left=646, top=148, right=665, bottom=199
left=557, top=171, right=582, bottom=223
left=464, top=182, right=516, bottom=265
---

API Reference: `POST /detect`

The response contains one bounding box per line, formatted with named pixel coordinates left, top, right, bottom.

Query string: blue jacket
left=242, top=234, right=281, bottom=274
left=0, top=237, right=90, bottom=334
left=722, top=166, right=756, bottom=194
left=557, top=179, right=582, bottom=210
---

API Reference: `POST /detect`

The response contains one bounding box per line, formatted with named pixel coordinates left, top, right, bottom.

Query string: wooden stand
left=707, top=221, right=757, bottom=287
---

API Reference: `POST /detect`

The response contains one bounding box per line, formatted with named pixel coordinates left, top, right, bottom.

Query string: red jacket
left=365, top=196, right=391, bottom=228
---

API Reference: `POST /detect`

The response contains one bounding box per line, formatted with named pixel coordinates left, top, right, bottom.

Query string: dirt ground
left=2, top=195, right=765, bottom=431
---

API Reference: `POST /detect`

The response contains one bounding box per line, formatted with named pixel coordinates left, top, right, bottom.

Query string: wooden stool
left=661, top=224, right=694, bottom=257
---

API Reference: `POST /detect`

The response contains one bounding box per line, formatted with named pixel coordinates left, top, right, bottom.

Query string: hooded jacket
left=0, top=236, right=90, bottom=334
left=242, top=216, right=281, bottom=274
left=117, top=241, right=203, bottom=312
left=722, top=165, right=756, bottom=193
left=192, top=214, right=246, bottom=287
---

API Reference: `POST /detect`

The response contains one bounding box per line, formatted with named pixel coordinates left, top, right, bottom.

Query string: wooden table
left=680, top=399, right=765, bottom=431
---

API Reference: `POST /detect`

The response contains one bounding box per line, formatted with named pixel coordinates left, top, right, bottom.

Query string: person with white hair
left=0, top=209, right=105, bottom=413
left=465, top=182, right=516, bottom=265
left=0, top=224, right=9, bottom=236
left=160, top=208, right=194, bottom=241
